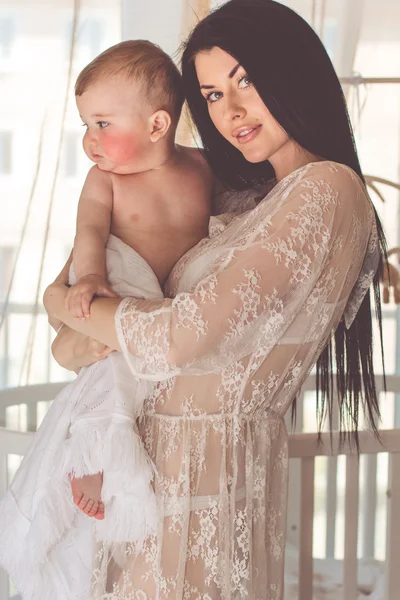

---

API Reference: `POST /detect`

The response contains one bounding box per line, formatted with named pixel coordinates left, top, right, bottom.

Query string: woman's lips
left=234, top=125, right=262, bottom=145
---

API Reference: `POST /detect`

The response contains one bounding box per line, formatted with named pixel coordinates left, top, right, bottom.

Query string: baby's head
left=75, top=40, right=184, bottom=174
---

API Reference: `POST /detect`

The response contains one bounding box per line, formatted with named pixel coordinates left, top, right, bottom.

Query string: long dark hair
left=181, top=0, right=387, bottom=443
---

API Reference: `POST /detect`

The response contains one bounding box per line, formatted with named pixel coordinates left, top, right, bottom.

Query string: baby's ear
left=149, top=110, right=172, bottom=142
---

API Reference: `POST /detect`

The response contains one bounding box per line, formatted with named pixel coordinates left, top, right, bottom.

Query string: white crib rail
left=0, top=381, right=400, bottom=600
left=289, top=429, right=400, bottom=600
left=287, top=374, right=397, bottom=560
left=0, top=383, right=66, bottom=431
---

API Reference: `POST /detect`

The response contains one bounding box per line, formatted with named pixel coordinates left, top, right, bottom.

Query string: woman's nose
left=223, top=94, right=246, bottom=121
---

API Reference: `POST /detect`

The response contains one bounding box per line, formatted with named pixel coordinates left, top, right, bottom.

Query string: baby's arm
left=46, top=251, right=73, bottom=331
left=67, top=166, right=117, bottom=319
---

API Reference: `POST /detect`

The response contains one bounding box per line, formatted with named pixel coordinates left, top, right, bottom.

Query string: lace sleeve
left=115, top=164, right=375, bottom=380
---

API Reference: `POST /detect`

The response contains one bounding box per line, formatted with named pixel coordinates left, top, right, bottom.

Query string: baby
left=0, top=40, right=212, bottom=599
left=62, top=39, right=213, bottom=521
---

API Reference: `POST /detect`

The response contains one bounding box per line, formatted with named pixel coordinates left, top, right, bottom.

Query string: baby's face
left=76, top=76, right=153, bottom=174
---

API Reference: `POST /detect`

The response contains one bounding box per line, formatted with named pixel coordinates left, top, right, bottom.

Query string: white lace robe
left=93, top=161, right=379, bottom=600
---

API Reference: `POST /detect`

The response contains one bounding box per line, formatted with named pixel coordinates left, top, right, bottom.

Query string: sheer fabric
left=93, top=161, right=378, bottom=599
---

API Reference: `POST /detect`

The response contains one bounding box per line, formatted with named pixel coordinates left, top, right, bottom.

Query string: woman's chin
left=240, top=149, right=270, bottom=163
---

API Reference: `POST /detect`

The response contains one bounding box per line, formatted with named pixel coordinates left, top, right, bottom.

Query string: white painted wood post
left=343, top=454, right=359, bottom=599
left=287, top=459, right=301, bottom=548
left=286, top=390, right=304, bottom=549
left=362, top=454, right=377, bottom=558
left=299, top=457, right=315, bottom=600
left=0, top=406, right=6, bottom=428
left=0, top=452, right=9, bottom=599
left=325, top=455, right=338, bottom=558
left=386, top=452, right=400, bottom=599
left=26, top=403, right=37, bottom=432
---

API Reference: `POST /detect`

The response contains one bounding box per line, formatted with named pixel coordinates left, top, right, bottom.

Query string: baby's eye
left=205, top=91, right=223, bottom=103
left=238, top=75, right=251, bottom=89
left=81, top=123, right=88, bottom=129
left=97, top=121, right=109, bottom=128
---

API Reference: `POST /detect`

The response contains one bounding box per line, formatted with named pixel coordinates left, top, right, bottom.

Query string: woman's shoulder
left=280, top=160, right=370, bottom=215
left=295, top=160, right=365, bottom=192
left=250, top=160, right=373, bottom=236
left=289, top=161, right=374, bottom=244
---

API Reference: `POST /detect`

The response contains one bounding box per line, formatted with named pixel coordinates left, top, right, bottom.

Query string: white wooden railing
left=0, top=380, right=400, bottom=599
left=288, top=429, right=400, bottom=600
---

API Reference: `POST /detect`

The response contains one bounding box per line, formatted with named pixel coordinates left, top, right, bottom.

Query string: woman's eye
left=81, top=123, right=88, bottom=129
left=97, top=121, right=109, bottom=128
left=205, top=91, right=222, bottom=103
left=238, top=75, right=251, bottom=89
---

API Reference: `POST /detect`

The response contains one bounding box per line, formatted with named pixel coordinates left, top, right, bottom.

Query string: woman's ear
left=149, top=110, right=172, bottom=142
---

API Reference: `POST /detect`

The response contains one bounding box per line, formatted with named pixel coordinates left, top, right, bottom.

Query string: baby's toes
left=76, top=493, right=91, bottom=512
left=83, top=498, right=97, bottom=516
left=86, top=500, right=100, bottom=517
left=72, top=490, right=84, bottom=507
left=94, top=502, right=105, bottom=520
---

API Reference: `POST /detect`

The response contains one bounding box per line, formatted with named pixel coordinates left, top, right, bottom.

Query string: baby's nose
left=87, top=131, right=98, bottom=144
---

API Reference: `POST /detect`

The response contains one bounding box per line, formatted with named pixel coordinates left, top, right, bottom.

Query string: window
left=0, top=131, right=12, bottom=174
left=0, top=18, right=15, bottom=59
left=0, top=246, right=15, bottom=301
left=63, top=131, right=80, bottom=178
left=78, top=18, right=103, bottom=58
left=66, top=17, right=105, bottom=65
left=0, top=246, right=15, bottom=388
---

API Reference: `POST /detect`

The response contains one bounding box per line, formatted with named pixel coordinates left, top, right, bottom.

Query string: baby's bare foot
left=69, top=472, right=105, bottom=520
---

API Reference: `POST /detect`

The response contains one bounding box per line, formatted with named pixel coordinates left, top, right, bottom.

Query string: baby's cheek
left=82, top=135, right=91, bottom=159
left=102, top=132, right=142, bottom=163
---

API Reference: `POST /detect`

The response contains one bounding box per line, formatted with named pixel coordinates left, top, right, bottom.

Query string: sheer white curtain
left=0, top=0, right=121, bottom=388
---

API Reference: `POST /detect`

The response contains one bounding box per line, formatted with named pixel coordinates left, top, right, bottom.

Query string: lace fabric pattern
left=93, top=162, right=378, bottom=599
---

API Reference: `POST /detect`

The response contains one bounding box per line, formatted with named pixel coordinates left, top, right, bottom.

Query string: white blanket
left=0, top=235, right=163, bottom=600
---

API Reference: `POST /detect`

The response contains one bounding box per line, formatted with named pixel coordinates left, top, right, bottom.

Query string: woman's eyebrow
left=200, top=63, right=241, bottom=89
left=228, top=63, right=240, bottom=78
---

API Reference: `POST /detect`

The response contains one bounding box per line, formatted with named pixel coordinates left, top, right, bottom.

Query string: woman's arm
left=44, top=164, right=376, bottom=380
left=46, top=249, right=114, bottom=370
left=44, top=283, right=122, bottom=350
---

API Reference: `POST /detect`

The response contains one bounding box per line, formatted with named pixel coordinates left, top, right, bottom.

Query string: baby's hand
left=66, top=275, right=117, bottom=319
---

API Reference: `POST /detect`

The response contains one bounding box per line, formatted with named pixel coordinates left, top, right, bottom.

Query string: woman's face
left=195, top=47, right=294, bottom=166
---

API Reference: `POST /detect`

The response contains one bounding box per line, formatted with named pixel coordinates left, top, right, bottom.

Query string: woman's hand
left=52, top=324, right=114, bottom=372
left=44, top=280, right=122, bottom=350
left=45, top=250, right=117, bottom=370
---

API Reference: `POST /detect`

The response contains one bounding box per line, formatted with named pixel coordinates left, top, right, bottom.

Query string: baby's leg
left=65, top=361, right=113, bottom=520
left=70, top=473, right=105, bottom=520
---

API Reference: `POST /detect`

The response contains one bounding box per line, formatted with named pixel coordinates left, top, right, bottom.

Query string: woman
left=44, top=0, right=386, bottom=598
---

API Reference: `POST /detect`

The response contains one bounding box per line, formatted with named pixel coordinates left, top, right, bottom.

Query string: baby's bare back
left=110, top=147, right=213, bottom=286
